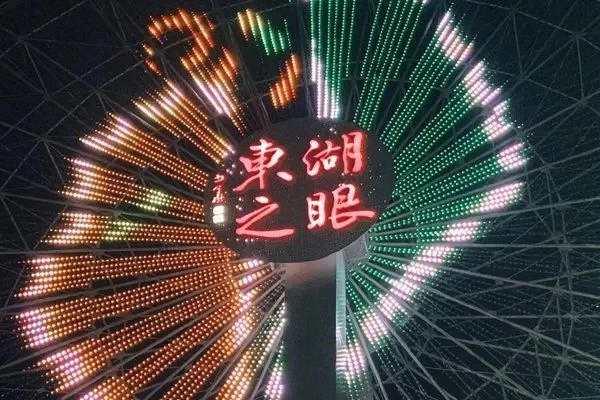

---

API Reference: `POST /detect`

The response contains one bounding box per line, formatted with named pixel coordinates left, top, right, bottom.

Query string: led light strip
left=270, top=54, right=302, bottom=109
left=62, top=159, right=207, bottom=222
left=44, top=212, right=218, bottom=246
left=82, top=114, right=209, bottom=192
left=355, top=0, right=427, bottom=131
left=18, top=249, right=237, bottom=297
left=145, top=9, right=247, bottom=133
left=381, top=10, right=473, bottom=152
left=310, top=0, right=358, bottom=119
left=216, top=306, right=285, bottom=399
left=237, top=9, right=291, bottom=55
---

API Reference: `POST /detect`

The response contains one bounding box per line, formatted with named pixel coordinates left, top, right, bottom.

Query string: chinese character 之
left=236, top=196, right=295, bottom=238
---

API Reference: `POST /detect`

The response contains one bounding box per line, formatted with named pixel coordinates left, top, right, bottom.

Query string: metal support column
left=283, top=252, right=347, bottom=399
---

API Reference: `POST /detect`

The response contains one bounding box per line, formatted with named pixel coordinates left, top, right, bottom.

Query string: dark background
left=1, top=0, right=600, bottom=399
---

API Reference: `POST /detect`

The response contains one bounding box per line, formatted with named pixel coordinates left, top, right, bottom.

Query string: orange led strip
left=19, top=248, right=236, bottom=297
left=82, top=114, right=208, bottom=192
left=135, top=83, right=232, bottom=162
left=62, top=159, right=206, bottom=222
left=41, top=261, right=272, bottom=395
left=18, top=263, right=239, bottom=348
left=144, top=9, right=247, bottom=133
left=160, top=309, right=261, bottom=400
left=270, top=54, right=301, bottom=109
left=44, top=212, right=218, bottom=246
left=42, top=283, right=238, bottom=392
left=216, top=307, right=285, bottom=400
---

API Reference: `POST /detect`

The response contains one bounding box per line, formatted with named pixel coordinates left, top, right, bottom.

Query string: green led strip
left=354, top=0, right=426, bottom=131
left=238, top=10, right=291, bottom=56
left=310, top=0, right=358, bottom=119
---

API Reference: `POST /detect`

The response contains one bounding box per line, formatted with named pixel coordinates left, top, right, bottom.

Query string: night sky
left=1, top=0, right=600, bottom=399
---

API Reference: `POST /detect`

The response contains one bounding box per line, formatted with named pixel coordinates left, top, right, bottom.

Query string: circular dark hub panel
left=205, top=117, right=393, bottom=262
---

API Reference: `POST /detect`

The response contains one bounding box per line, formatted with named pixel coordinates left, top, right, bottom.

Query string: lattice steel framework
left=0, top=0, right=599, bottom=399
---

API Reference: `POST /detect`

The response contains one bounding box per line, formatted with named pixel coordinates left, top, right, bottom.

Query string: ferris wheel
left=1, top=0, right=600, bottom=399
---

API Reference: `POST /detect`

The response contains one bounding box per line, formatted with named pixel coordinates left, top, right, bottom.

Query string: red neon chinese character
left=236, top=196, right=295, bottom=238
left=330, top=183, right=375, bottom=230
left=212, top=174, right=226, bottom=204
left=302, top=139, right=342, bottom=177
left=306, top=192, right=328, bottom=229
left=342, top=131, right=365, bottom=174
left=234, top=138, right=293, bottom=192
left=302, top=131, right=366, bottom=177
left=306, top=184, right=376, bottom=230
left=214, top=174, right=226, bottom=184
left=212, top=186, right=225, bottom=204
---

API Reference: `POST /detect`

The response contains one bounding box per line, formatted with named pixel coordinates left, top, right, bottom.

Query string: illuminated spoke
left=1, top=1, right=599, bottom=400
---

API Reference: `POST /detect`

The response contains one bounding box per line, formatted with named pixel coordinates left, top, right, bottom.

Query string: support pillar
left=283, top=252, right=347, bottom=399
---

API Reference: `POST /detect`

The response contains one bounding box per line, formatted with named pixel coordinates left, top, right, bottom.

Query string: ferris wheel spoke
left=435, top=264, right=600, bottom=303
left=378, top=139, right=600, bottom=227
left=433, top=313, right=600, bottom=321
left=373, top=241, right=600, bottom=251
left=444, top=291, right=561, bottom=400
left=78, top=276, right=283, bottom=400
left=501, top=3, right=594, bottom=72
left=429, top=334, right=600, bottom=369
left=346, top=306, right=392, bottom=400
left=417, top=351, right=537, bottom=400
left=0, top=122, right=204, bottom=202
left=212, top=306, right=285, bottom=399
left=424, top=283, right=600, bottom=367
left=213, top=8, right=272, bottom=130
left=453, top=243, right=597, bottom=287
left=1, top=193, right=206, bottom=227
left=348, top=273, right=459, bottom=400
left=37, top=270, right=275, bottom=363
left=1, top=266, right=278, bottom=374
left=4, top=256, right=244, bottom=311
left=194, top=294, right=285, bottom=400
left=360, top=251, right=597, bottom=325
left=0, top=30, right=153, bottom=143
left=353, top=267, right=547, bottom=400
left=246, top=337, right=284, bottom=400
